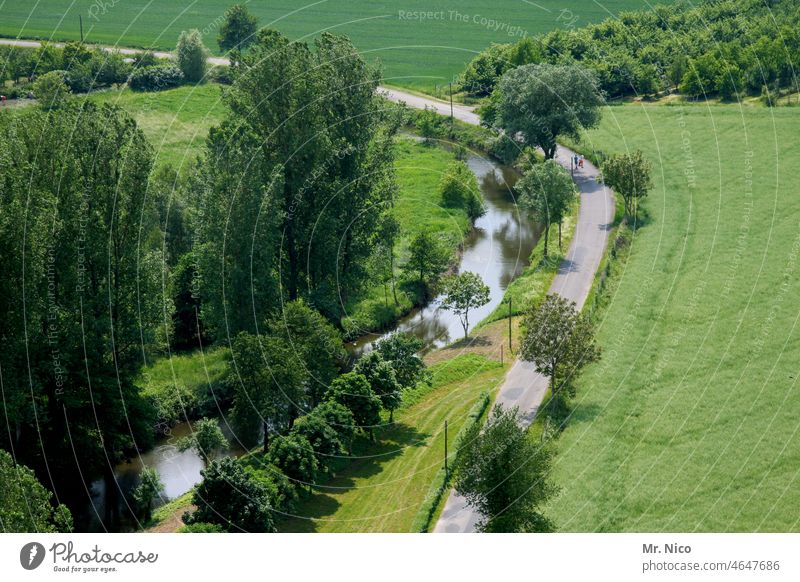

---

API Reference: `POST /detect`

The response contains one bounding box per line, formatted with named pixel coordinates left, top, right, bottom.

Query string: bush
left=176, top=29, right=209, bottom=83
left=178, top=522, right=225, bottom=533
left=208, top=64, right=233, bottom=85
left=33, top=70, right=70, bottom=109
left=128, top=64, right=184, bottom=92
left=64, top=64, right=93, bottom=93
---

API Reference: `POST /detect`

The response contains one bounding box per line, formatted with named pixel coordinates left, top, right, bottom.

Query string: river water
left=80, top=146, right=539, bottom=531
left=349, top=148, right=541, bottom=354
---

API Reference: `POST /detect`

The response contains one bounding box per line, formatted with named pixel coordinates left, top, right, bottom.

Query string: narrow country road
left=380, top=85, right=616, bottom=534
left=2, top=37, right=616, bottom=533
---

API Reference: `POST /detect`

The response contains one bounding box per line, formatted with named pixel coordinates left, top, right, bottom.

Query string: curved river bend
left=81, top=146, right=540, bottom=531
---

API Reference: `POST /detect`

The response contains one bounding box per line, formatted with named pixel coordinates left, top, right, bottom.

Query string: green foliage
left=0, top=103, right=164, bottom=525
left=128, top=64, right=184, bottom=91
left=228, top=332, right=309, bottom=450
left=0, top=450, right=73, bottom=532
left=600, top=150, right=653, bottom=221
left=311, top=401, right=356, bottom=455
left=403, top=230, right=451, bottom=299
left=439, top=159, right=484, bottom=222
left=439, top=271, right=491, bottom=339
left=461, top=0, right=800, bottom=100
left=416, top=105, right=443, bottom=143
left=353, top=351, right=402, bottom=421
left=218, top=4, right=259, bottom=52
left=460, top=43, right=514, bottom=96
left=196, top=30, right=395, bottom=337
left=268, top=433, right=319, bottom=487
left=132, top=467, right=165, bottom=523
left=265, top=299, right=346, bottom=405
left=177, top=417, right=229, bottom=464
left=454, top=405, right=557, bottom=532
left=325, top=372, right=382, bottom=438
left=176, top=29, right=209, bottom=83
left=33, top=70, right=70, bottom=109
left=178, top=522, right=225, bottom=533
left=516, top=159, right=577, bottom=257
left=374, top=332, right=429, bottom=390
left=493, top=63, right=603, bottom=159
left=185, top=458, right=276, bottom=532
left=519, top=294, right=600, bottom=398
left=291, top=412, right=345, bottom=473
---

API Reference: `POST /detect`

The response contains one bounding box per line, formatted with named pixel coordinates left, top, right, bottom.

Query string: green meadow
left=548, top=102, right=800, bottom=532
left=2, top=0, right=672, bottom=92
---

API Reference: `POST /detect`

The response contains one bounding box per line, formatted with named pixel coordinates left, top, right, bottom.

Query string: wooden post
left=79, top=16, right=84, bottom=43
left=444, top=420, right=449, bottom=477
left=449, top=82, right=454, bottom=125
left=501, top=343, right=504, bottom=365
left=508, top=297, right=513, bottom=352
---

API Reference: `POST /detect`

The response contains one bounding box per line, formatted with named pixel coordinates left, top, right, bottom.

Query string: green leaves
left=439, top=271, right=491, bottom=339
left=600, top=150, right=652, bottom=221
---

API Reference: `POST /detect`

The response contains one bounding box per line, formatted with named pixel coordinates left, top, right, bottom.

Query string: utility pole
left=449, top=82, right=454, bottom=125
left=444, top=420, right=449, bottom=477
left=500, top=343, right=504, bottom=365
left=508, top=297, right=513, bottom=352
left=79, top=16, right=84, bottom=43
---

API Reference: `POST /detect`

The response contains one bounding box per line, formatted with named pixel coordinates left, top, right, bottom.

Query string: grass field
left=86, top=84, right=226, bottom=170
left=280, top=352, right=506, bottom=532
left=547, top=102, right=800, bottom=532
left=1, top=0, right=672, bottom=92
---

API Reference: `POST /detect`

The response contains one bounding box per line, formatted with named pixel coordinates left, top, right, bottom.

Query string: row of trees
left=460, top=0, right=800, bottom=101
left=182, top=331, right=429, bottom=532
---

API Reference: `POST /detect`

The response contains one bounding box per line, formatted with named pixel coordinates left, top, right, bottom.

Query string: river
left=79, top=146, right=540, bottom=531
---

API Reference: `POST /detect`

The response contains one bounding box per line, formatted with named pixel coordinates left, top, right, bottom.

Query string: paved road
left=377, top=89, right=616, bottom=534
left=3, top=36, right=615, bottom=532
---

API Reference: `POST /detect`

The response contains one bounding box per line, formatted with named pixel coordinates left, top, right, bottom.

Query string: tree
left=404, top=230, right=450, bottom=300
left=516, top=159, right=577, bottom=257
left=176, top=29, right=209, bottom=83
left=417, top=105, right=442, bottom=143
left=228, top=332, right=310, bottom=452
left=0, top=450, right=73, bottom=532
left=291, top=412, right=345, bottom=473
left=519, top=294, right=600, bottom=403
left=312, top=401, right=356, bottom=455
left=439, top=271, right=491, bottom=339
left=600, top=150, right=653, bottom=222
left=493, top=63, right=603, bottom=159
left=0, top=103, right=164, bottom=528
left=440, top=159, right=485, bottom=222
left=184, top=458, right=275, bottom=532
left=218, top=4, right=259, bottom=52
left=267, top=433, right=318, bottom=490
left=197, top=30, right=396, bottom=334
left=177, top=417, right=229, bottom=465
left=375, top=332, right=429, bottom=390
left=132, top=467, right=164, bottom=523
left=265, top=300, right=345, bottom=405
left=33, top=70, right=70, bottom=109
left=371, top=213, right=401, bottom=306
left=454, top=405, right=556, bottom=532
left=325, top=372, right=382, bottom=440
left=354, top=351, right=402, bottom=422
left=460, top=43, right=513, bottom=96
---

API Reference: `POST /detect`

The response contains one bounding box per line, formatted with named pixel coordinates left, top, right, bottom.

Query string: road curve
left=379, top=88, right=616, bottom=534
left=1, top=37, right=615, bottom=533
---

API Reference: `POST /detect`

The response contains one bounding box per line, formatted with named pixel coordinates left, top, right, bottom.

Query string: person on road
left=579, top=154, right=585, bottom=168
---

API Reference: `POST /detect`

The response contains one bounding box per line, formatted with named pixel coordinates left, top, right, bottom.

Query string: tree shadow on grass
left=443, top=335, right=492, bottom=351
left=278, top=422, right=431, bottom=531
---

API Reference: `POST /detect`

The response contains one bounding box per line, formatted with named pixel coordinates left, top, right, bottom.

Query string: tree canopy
left=218, top=4, right=259, bottom=52
left=601, top=150, right=653, bottom=222
left=516, top=160, right=577, bottom=257
left=491, top=63, right=603, bottom=160
left=454, top=406, right=556, bottom=533
left=439, top=272, right=491, bottom=339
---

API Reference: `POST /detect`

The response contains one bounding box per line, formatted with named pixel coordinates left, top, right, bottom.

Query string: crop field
left=1, top=0, right=672, bottom=91
left=548, top=102, right=800, bottom=531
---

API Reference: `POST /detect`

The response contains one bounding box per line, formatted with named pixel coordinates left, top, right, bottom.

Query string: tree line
left=460, top=0, right=800, bottom=103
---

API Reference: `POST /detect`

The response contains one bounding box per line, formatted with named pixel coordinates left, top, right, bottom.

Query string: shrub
left=128, top=64, right=184, bottom=92
left=176, top=29, right=209, bottom=83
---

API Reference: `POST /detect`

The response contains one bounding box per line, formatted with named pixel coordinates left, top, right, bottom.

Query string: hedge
left=128, top=64, right=184, bottom=92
